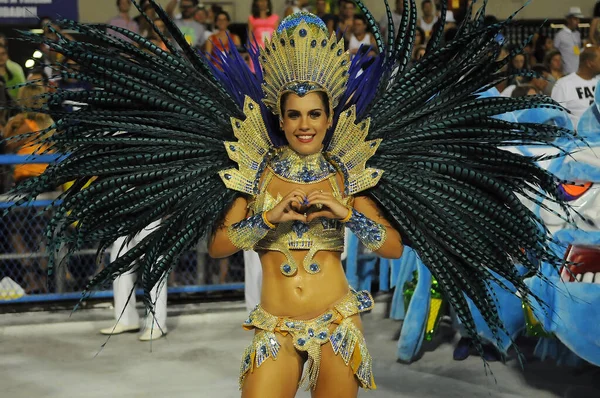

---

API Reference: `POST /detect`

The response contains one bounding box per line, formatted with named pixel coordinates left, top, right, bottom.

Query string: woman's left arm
left=306, top=191, right=403, bottom=259
left=352, top=195, right=403, bottom=259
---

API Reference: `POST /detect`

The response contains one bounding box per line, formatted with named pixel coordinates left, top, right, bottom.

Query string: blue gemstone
left=341, top=60, right=347, bottom=66
left=290, top=39, right=295, bottom=47
left=311, top=39, right=317, bottom=48
left=336, top=332, right=342, bottom=339
left=249, top=103, right=254, bottom=110
left=337, top=49, right=343, bottom=56
left=321, top=39, right=327, bottom=47
left=308, top=328, right=314, bottom=337
left=297, top=338, right=306, bottom=346
left=286, top=321, right=295, bottom=328
left=370, top=141, right=376, bottom=147
left=322, top=313, right=333, bottom=321
left=224, top=173, right=232, bottom=180
left=229, top=145, right=236, bottom=151
left=371, top=172, right=378, bottom=178
left=235, top=121, right=241, bottom=128
left=245, top=355, right=250, bottom=363
left=282, top=264, right=292, bottom=274
left=310, top=263, right=320, bottom=272
left=245, top=318, right=251, bottom=323
left=260, top=346, right=267, bottom=355
left=299, top=28, right=307, bottom=37
left=280, top=38, right=286, bottom=46
left=330, top=43, right=336, bottom=50
left=318, top=332, right=328, bottom=339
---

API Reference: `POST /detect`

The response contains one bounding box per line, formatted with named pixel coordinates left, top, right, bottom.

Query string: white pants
left=243, top=251, right=262, bottom=312
left=110, top=220, right=167, bottom=330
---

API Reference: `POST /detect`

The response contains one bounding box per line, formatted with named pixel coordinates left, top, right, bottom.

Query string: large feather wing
left=6, top=1, right=252, bottom=305
left=352, top=0, right=577, bottom=358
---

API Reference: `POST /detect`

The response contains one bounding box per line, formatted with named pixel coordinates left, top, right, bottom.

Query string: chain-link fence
left=0, top=154, right=245, bottom=304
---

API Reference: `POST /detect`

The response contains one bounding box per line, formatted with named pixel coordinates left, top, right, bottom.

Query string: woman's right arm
left=208, top=189, right=307, bottom=258
left=208, top=196, right=250, bottom=258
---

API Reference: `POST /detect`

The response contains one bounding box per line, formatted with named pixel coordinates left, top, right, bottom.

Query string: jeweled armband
left=227, top=212, right=274, bottom=250
left=344, top=209, right=387, bottom=251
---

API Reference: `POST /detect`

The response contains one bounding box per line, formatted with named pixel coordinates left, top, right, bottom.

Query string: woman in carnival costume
left=4, top=0, right=579, bottom=396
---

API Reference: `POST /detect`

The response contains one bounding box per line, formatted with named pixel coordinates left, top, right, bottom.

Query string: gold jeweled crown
left=259, top=12, right=351, bottom=117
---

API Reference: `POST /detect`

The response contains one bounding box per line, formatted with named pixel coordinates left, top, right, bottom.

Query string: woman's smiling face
left=280, top=91, right=331, bottom=156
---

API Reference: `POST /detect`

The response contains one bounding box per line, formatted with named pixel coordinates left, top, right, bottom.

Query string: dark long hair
left=251, top=0, right=273, bottom=19
left=595, top=1, right=600, bottom=18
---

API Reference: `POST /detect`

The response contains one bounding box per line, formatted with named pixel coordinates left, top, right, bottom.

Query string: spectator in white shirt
left=419, top=0, right=438, bottom=40
left=554, top=7, right=584, bottom=75
left=348, top=15, right=378, bottom=58
left=551, top=46, right=600, bottom=129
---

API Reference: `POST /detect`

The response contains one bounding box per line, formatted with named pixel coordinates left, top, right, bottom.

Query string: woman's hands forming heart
left=265, top=189, right=350, bottom=226
left=264, top=189, right=309, bottom=225
left=304, top=190, right=350, bottom=222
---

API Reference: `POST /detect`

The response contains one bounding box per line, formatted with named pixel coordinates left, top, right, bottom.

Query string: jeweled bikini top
left=251, top=147, right=348, bottom=276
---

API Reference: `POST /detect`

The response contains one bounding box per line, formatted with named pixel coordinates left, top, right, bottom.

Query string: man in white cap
left=554, top=7, right=584, bottom=75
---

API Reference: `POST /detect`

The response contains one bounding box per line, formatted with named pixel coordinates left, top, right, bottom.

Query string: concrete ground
left=1, top=299, right=599, bottom=398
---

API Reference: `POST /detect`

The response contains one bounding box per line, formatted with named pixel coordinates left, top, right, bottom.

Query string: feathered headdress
left=259, top=12, right=350, bottom=120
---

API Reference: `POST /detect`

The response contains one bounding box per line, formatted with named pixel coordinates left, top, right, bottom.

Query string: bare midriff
left=259, top=249, right=350, bottom=319
left=257, top=173, right=350, bottom=320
